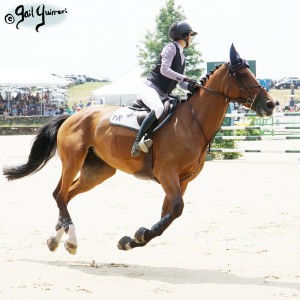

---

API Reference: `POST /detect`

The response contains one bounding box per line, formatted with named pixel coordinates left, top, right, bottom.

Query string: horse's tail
left=3, top=114, right=70, bottom=181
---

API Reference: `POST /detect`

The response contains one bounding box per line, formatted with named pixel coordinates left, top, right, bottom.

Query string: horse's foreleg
left=161, top=195, right=170, bottom=218
left=118, top=177, right=188, bottom=250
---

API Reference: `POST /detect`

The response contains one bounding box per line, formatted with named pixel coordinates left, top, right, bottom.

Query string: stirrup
left=138, top=136, right=153, bottom=153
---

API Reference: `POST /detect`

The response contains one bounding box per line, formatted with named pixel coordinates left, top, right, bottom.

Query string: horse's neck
left=189, top=78, right=229, bottom=143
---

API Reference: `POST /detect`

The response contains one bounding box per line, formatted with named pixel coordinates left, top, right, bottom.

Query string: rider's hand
left=184, top=78, right=198, bottom=93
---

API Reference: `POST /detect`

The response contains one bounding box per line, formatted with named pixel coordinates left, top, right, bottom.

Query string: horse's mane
left=199, top=64, right=223, bottom=86
left=186, top=63, right=223, bottom=99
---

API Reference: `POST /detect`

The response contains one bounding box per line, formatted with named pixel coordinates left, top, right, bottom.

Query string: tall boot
left=131, top=110, right=157, bottom=157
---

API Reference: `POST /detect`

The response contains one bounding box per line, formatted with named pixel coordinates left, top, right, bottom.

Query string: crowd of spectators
left=0, top=90, right=78, bottom=116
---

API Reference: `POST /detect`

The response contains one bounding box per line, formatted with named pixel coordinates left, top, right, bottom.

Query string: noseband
left=198, top=62, right=265, bottom=109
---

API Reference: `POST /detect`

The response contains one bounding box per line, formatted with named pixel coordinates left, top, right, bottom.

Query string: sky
left=0, top=0, right=299, bottom=81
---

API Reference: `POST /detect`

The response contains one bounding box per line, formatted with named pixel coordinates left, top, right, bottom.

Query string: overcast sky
left=0, top=0, right=299, bottom=80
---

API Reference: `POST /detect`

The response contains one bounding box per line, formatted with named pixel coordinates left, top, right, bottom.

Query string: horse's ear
left=230, top=43, right=241, bottom=66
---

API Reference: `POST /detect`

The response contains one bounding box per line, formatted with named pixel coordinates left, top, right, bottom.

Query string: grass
left=269, top=88, right=298, bottom=107
left=67, top=82, right=109, bottom=106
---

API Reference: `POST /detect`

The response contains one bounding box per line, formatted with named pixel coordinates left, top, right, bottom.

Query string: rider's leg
left=139, top=84, right=164, bottom=119
left=131, top=110, right=156, bottom=157
left=131, top=85, right=164, bottom=157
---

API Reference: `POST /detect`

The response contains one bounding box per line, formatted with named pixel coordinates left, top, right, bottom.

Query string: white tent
left=92, top=67, right=144, bottom=106
left=0, top=68, right=69, bottom=86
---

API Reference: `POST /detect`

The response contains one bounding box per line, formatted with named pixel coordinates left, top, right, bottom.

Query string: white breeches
left=138, top=83, right=164, bottom=119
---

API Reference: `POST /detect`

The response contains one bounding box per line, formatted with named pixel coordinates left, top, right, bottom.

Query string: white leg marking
left=66, top=224, right=77, bottom=245
left=55, top=226, right=65, bottom=243
left=47, top=227, right=65, bottom=252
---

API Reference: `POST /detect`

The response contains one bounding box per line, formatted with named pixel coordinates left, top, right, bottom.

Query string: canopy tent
left=0, top=68, right=69, bottom=86
left=92, top=67, right=144, bottom=106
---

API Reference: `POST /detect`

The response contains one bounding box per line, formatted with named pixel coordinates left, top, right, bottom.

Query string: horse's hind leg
left=47, top=166, right=82, bottom=254
left=118, top=175, right=188, bottom=250
left=67, top=150, right=116, bottom=200
left=46, top=142, right=88, bottom=254
left=47, top=150, right=116, bottom=254
left=47, top=178, right=65, bottom=252
left=65, top=151, right=116, bottom=253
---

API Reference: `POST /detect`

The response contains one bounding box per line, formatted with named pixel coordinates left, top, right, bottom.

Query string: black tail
left=3, top=114, right=70, bottom=181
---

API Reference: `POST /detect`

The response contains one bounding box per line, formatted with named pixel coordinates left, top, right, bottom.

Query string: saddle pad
left=110, top=107, right=140, bottom=131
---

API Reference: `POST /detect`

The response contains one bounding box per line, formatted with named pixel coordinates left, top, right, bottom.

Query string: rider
left=131, top=20, right=198, bottom=157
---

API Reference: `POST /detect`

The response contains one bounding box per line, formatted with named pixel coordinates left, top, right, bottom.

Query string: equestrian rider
left=131, top=20, right=198, bottom=157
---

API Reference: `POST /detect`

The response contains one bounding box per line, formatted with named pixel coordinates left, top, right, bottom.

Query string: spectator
left=11, top=104, right=18, bottom=116
left=289, top=97, right=295, bottom=111
left=291, top=83, right=295, bottom=95
left=0, top=87, right=72, bottom=116
left=275, top=100, right=280, bottom=112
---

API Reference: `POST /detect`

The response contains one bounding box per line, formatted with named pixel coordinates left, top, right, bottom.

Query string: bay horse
left=3, top=45, right=275, bottom=254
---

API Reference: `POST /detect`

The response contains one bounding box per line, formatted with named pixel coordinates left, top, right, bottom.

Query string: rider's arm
left=160, top=43, right=186, bottom=82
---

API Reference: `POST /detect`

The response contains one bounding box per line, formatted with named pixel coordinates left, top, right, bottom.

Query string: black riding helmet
left=168, top=21, right=197, bottom=47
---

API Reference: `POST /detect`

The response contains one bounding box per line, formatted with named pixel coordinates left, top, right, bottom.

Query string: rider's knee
left=154, top=105, right=164, bottom=119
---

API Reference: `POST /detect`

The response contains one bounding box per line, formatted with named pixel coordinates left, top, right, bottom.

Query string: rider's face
left=185, top=33, right=193, bottom=48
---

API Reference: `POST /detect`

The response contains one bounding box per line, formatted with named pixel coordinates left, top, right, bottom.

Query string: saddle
left=110, top=96, right=179, bottom=133
left=109, top=96, right=179, bottom=180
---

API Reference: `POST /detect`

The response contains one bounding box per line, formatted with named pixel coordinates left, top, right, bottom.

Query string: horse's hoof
left=117, top=236, right=133, bottom=250
left=64, top=240, right=77, bottom=255
left=134, top=227, right=148, bottom=243
left=47, top=237, right=59, bottom=252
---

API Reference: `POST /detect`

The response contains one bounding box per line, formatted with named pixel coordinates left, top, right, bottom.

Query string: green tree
left=137, top=0, right=203, bottom=79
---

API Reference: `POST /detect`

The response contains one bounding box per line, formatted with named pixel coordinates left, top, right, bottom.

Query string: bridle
left=196, top=62, right=265, bottom=110
left=184, top=61, right=267, bottom=150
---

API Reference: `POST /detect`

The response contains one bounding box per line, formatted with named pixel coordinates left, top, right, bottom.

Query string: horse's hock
left=0, top=115, right=54, bottom=135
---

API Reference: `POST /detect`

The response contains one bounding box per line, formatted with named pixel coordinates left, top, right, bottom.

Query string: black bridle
left=184, top=62, right=268, bottom=151
left=196, top=62, right=265, bottom=110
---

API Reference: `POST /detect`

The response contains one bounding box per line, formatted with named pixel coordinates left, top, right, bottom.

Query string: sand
left=0, top=135, right=300, bottom=300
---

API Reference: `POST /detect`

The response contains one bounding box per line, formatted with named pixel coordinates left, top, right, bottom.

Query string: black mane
left=200, top=64, right=223, bottom=86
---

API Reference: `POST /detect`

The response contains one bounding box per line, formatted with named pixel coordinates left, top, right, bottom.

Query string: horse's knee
left=171, top=200, right=184, bottom=219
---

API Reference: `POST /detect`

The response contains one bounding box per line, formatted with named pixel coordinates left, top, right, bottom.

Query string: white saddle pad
left=110, top=107, right=142, bottom=131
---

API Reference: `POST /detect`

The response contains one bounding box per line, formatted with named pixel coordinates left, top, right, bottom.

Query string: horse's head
left=226, top=44, right=275, bottom=117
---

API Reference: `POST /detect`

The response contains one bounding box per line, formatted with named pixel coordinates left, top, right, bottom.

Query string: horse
left=3, top=44, right=275, bottom=254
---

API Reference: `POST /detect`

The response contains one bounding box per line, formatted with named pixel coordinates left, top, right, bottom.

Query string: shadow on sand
left=19, top=258, right=300, bottom=292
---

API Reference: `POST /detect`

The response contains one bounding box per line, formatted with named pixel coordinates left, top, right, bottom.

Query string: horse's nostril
left=267, top=100, right=275, bottom=110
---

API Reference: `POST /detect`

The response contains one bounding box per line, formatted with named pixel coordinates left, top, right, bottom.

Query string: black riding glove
left=184, top=78, right=198, bottom=93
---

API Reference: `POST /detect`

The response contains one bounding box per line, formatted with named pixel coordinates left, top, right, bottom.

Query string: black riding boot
left=131, top=110, right=157, bottom=157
